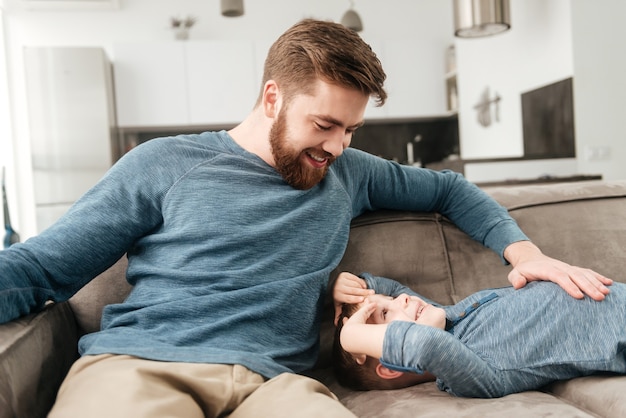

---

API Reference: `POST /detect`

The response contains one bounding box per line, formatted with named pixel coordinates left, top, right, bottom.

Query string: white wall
left=455, top=0, right=574, bottom=160
left=457, top=0, right=626, bottom=184
left=571, top=0, right=626, bottom=182
left=1, top=6, right=17, bottom=233
left=1, top=0, right=454, bottom=239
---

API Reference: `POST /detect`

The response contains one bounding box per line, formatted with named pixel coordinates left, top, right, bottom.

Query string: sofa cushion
left=329, top=380, right=598, bottom=418
left=68, top=255, right=131, bottom=335
left=547, top=375, right=626, bottom=418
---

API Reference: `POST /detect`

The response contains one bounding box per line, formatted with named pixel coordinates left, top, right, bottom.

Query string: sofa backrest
left=483, top=180, right=626, bottom=286
left=69, top=255, right=131, bottom=335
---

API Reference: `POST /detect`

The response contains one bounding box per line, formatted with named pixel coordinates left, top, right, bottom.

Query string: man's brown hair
left=258, top=19, right=387, bottom=106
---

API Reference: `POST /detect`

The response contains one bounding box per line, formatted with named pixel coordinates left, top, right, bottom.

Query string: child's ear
left=375, top=363, right=405, bottom=380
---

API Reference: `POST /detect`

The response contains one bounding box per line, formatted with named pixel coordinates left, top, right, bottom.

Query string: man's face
left=269, top=80, right=368, bottom=190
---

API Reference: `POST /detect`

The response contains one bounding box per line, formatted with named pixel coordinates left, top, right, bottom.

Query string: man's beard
left=269, top=110, right=335, bottom=190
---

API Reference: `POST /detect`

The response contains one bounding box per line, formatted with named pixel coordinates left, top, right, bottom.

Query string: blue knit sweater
left=0, top=131, right=527, bottom=378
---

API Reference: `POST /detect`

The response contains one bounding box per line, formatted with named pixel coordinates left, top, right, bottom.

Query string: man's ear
left=375, top=363, right=405, bottom=380
left=262, top=80, right=281, bottom=118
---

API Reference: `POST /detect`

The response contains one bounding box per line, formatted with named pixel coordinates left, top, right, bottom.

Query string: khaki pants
left=48, top=354, right=356, bottom=418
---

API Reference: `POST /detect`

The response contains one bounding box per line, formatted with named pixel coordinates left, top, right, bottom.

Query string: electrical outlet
left=585, top=146, right=611, bottom=161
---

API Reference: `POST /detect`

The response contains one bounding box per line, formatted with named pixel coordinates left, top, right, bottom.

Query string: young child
left=333, top=272, right=626, bottom=398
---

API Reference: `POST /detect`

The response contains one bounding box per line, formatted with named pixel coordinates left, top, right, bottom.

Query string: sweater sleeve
left=0, top=138, right=183, bottom=323
left=362, top=273, right=441, bottom=307
left=381, top=320, right=508, bottom=398
left=362, top=273, right=415, bottom=296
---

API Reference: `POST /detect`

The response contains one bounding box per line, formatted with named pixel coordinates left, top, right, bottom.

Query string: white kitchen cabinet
left=185, top=40, right=257, bottom=125
left=382, top=40, right=448, bottom=118
left=114, top=40, right=259, bottom=128
left=364, top=40, right=448, bottom=121
left=113, top=39, right=450, bottom=129
left=113, top=41, right=188, bottom=127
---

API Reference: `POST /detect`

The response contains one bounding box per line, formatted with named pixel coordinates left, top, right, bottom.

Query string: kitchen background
left=0, top=0, right=625, bottom=239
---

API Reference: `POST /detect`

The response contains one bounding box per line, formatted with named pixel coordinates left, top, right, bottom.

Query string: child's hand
left=343, top=299, right=376, bottom=327
left=340, top=300, right=385, bottom=361
left=333, top=272, right=374, bottom=325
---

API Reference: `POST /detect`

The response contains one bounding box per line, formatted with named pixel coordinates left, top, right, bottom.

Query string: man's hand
left=333, top=272, right=374, bottom=325
left=504, top=241, right=613, bottom=301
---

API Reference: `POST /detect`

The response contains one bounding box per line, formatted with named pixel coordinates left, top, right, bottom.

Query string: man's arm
left=341, top=152, right=613, bottom=300
left=0, top=139, right=178, bottom=323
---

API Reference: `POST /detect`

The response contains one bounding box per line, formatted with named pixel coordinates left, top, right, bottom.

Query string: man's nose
left=322, top=131, right=351, bottom=157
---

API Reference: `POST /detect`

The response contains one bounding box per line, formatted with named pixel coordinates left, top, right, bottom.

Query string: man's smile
left=304, top=150, right=331, bottom=168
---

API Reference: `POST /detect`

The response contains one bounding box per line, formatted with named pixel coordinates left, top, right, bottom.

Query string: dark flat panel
left=522, top=77, right=575, bottom=159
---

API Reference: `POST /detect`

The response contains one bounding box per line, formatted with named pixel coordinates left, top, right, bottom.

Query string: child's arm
left=362, top=273, right=441, bottom=307
left=341, top=301, right=509, bottom=397
left=382, top=321, right=508, bottom=398
left=339, top=300, right=388, bottom=360
left=333, top=272, right=374, bottom=325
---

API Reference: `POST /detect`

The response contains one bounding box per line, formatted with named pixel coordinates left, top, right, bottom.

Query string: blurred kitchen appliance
left=23, top=47, right=116, bottom=233
left=2, top=166, right=20, bottom=248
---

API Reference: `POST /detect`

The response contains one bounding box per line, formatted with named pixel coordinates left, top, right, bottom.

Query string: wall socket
left=585, top=145, right=611, bottom=161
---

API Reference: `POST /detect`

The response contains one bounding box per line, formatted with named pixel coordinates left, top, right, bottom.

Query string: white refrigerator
left=23, top=47, right=117, bottom=233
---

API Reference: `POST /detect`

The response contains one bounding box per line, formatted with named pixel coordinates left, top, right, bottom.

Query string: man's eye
left=315, top=123, right=331, bottom=131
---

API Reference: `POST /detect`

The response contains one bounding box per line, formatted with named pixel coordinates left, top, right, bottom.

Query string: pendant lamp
left=341, top=1, right=363, bottom=32
left=454, top=0, right=510, bottom=38
left=221, top=0, right=244, bottom=17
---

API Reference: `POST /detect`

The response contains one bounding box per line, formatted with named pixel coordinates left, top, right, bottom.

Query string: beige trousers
left=48, top=354, right=356, bottom=418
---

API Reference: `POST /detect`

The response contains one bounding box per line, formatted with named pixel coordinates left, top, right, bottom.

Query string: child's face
left=366, top=293, right=446, bottom=329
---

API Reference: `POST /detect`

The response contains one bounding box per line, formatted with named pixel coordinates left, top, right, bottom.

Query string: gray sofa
left=2, top=179, right=626, bottom=418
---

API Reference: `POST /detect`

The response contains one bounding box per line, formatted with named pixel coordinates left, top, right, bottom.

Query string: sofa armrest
left=0, top=302, right=79, bottom=418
